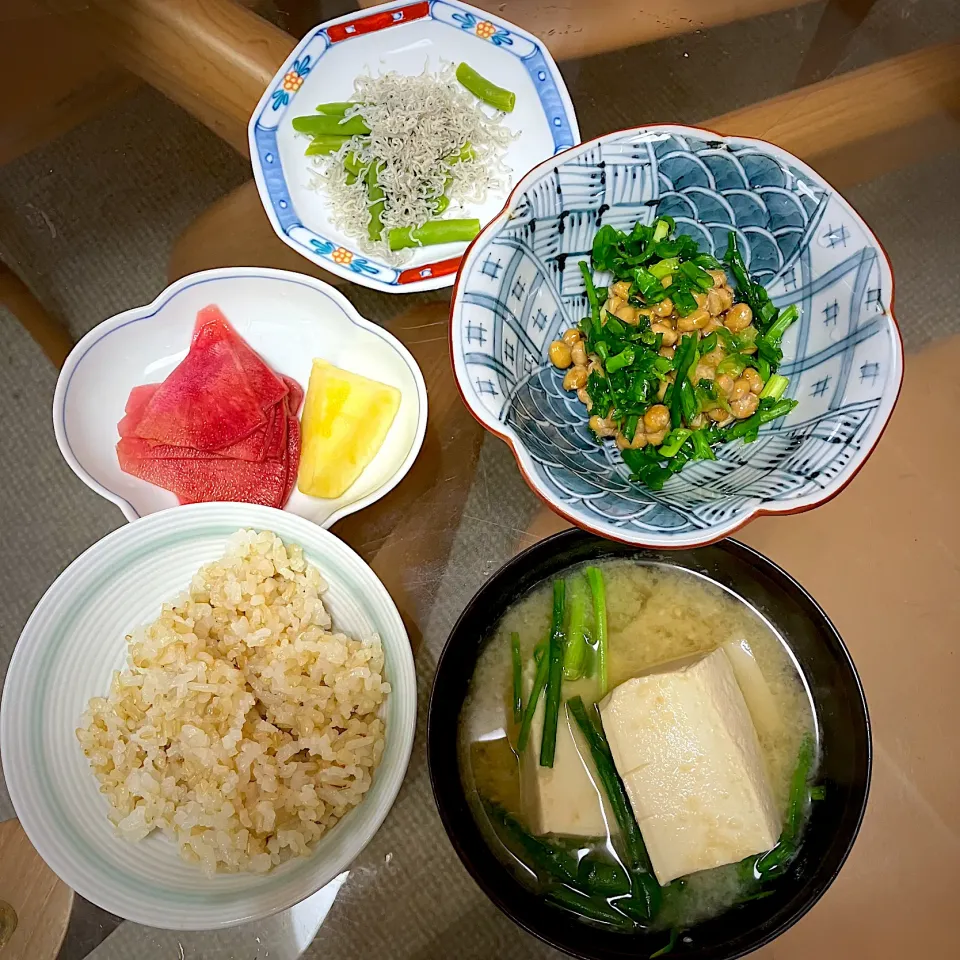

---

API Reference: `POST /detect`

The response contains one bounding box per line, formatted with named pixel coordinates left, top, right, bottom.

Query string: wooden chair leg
left=793, top=0, right=879, bottom=87
left=0, top=262, right=74, bottom=368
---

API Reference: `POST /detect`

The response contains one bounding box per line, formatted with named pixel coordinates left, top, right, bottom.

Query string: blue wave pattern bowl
left=450, top=125, right=903, bottom=547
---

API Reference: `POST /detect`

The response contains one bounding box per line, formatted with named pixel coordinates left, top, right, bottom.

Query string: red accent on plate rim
left=325, top=1, right=430, bottom=43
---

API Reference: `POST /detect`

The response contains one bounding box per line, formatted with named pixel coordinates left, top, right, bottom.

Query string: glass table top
left=0, top=1, right=958, bottom=957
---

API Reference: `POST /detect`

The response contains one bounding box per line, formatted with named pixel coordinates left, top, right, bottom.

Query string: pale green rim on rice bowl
left=0, top=502, right=417, bottom=930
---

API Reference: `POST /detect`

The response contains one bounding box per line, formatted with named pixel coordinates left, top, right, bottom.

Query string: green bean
left=365, top=161, right=385, bottom=241
left=584, top=567, right=608, bottom=693
left=314, top=101, right=354, bottom=115
left=539, top=580, right=566, bottom=768
left=517, top=644, right=549, bottom=753
left=511, top=632, right=523, bottom=724
left=563, top=578, right=588, bottom=681
left=387, top=219, right=480, bottom=251
left=292, top=114, right=370, bottom=136
left=455, top=62, right=516, bottom=112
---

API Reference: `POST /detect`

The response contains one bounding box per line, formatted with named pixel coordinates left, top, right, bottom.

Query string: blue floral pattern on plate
left=451, top=126, right=903, bottom=547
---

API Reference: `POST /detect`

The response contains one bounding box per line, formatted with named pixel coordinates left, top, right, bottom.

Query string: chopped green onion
left=724, top=398, right=798, bottom=441
left=648, top=257, right=679, bottom=279
left=539, top=580, right=566, bottom=768
left=716, top=354, right=748, bottom=378
left=652, top=218, right=671, bottom=243
left=511, top=632, right=523, bottom=723
left=785, top=733, right=816, bottom=840
left=584, top=567, right=608, bottom=694
left=387, top=218, right=480, bottom=251
left=455, top=62, right=516, bottom=112
left=517, top=644, right=548, bottom=753
left=567, top=697, right=660, bottom=918
left=606, top=346, right=635, bottom=373
left=659, top=429, right=692, bottom=457
left=651, top=928, right=681, bottom=958
left=579, top=260, right=601, bottom=328
left=691, top=430, right=716, bottom=460
left=563, top=578, right=588, bottom=681
left=547, top=886, right=634, bottom=929
left=759, top=374, right=789, bottom=401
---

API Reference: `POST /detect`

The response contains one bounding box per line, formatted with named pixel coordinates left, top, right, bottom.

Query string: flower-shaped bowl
left=54, top=267, right=427, bottom=525
left=450, top=124, right=903, bottom=548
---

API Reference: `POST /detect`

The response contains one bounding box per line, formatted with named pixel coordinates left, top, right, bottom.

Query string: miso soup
left=458, top=560, right=817, bottom=934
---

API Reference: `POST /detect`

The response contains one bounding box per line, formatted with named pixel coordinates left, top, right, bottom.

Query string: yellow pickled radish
left=297, top=359, right=401, bottom=499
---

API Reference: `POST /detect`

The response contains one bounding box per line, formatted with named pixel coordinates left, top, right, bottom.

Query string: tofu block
left=722, top=639, right=784, bottom=739
left=521, top=679, right=607, bottom=837
left=297, top=359, right=400, bottom=499
left=599, top=649, right=780, bottom=884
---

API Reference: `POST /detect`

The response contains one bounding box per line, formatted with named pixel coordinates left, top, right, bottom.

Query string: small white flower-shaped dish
left=54, top=267, right=427, bottom=525
left=451, top=124, right=904, bottom=548
left=248, top=0, right=579, bottom=293
left=0, top=503, right=416, bottom=928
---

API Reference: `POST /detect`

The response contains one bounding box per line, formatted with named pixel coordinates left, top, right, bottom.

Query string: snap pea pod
left=539, top=580, right=566, bottom=768
left=292, top=114, right=371, bottom=136
left=304, top=135, right=352, bottom=156
left=387, top=219, right=480, bottom=251
left=314, top=101, right=354, bottom=115
left=455, top=62, right=516, bottom=112
left=366, top=161, right=385, bottom=241
left=343, top=151, right=364, bottom=184
left=431, top=142, right=475, bottom=214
